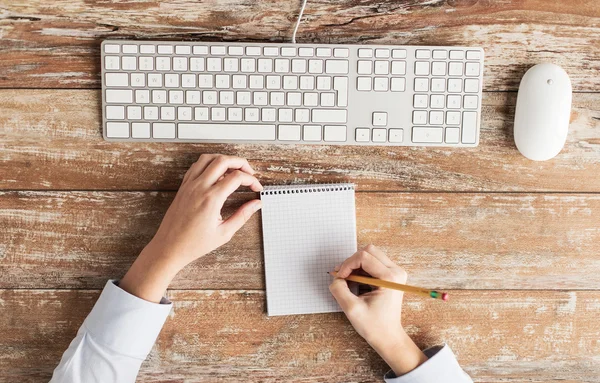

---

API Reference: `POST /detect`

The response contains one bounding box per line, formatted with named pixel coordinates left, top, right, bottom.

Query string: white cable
left=292, top=0, right=308, bottom=44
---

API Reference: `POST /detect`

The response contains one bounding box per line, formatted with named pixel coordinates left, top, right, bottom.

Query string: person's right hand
left=329, top=245, right=428, bottom=376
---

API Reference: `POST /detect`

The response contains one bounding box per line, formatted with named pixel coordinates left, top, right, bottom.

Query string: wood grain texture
left=1, top=289, right=598, bottom=382
left=2, top=191, right=599, bottom=290
left=1, top=0, right=600, bottom=90
left=1, top=90, right=599, bottom=192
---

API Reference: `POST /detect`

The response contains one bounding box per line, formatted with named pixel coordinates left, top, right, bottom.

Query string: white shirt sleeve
left=384, top=344, right=473, bottom=383
left=50, top=280, right=172, bottom=383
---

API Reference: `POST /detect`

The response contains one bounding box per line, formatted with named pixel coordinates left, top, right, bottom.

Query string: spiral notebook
left=260, top=183, right=357, bottom=316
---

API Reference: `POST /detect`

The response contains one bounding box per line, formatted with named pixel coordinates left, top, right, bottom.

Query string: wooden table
left=1, top=1, right=600, bottom=381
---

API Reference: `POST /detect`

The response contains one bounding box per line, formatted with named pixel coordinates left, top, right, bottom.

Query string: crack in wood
left=3, top=15, right=42, bottom=22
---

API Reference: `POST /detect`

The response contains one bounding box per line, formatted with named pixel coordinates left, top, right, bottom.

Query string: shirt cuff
left=82, top=280, right=172, bottom=360
left=384, top=344, right=471, bottom=383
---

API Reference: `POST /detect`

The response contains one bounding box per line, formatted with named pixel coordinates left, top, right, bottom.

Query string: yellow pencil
left=328, top=271, right=448, bottom=301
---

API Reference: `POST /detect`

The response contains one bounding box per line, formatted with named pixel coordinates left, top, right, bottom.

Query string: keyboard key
left=106, top=89, right=133, bottom=103
left=224, top=58, right=239, bottom=72
left=357, top=60, right=372, bottom=75
left=357, top=77, right=372, bottom=91
left=448, top=62, right=463, bottom=76
left=450, top=50, right=464, bottom=59
left=123, top=45, right=138, bottom=54
left=317, top=76, right=332, bottom=90
left=186, top=90, right=201, bottom=104
left=358, top=49, right=373, bottom=58
left=321, top=92, right=335, bottom=107
left=193, top=46, right=208, bottom=55
left=304, top=125, right=322, bottom=141
left=431, top=78, right=445, bottom=92
left=229, top=108, right=243, bottom=122
left=278, top=124, right=301, bottom=141
left=412, top=110, right=427, bottom=125
left=333, top=77, right=348, bottom=106
left=415, top=61, right=430, bottom=75
left=356, top=128, right=370, bottom=142
left=278, top=109, right=293, bottom=123
left=241, top=58, right=256, bottom=72
left=430, top=94, right=445, bottom=109
left=283, top=75, right=299, bottom=90
left=165, top=73, right=179, bottom=88
left=194, top=107, right=209, bottom=121
left=139, top=57, right=153, bottom=71
left=372, top=112, right=387, bottom=126
left=175, top=45, right=190, bottom=54
left=316, top=48, right=331, bottom=57
left=447, top=95, right=462, bottom=109
left=106, top=122, right=129, bottom=138
left=295, top=109, right=310, bottom=123
left=215, top=74, right=230, bottom=88
left=270, top=92, right=285, bottom=106
left=211, top=107, right=226, bottom=121
left=275, top=58, right=290, bottom=73
left=292, top=59, right=307, bottom=73
left=246, top=46, right=261, bottom=56
left=413, top=94, right=428, bottom=109
left=132, top=123, right=151, bottom=138
left=415, top=49, right=431, bottom=59
left=266, top=75, right=282, bottom=89
left=334, top=48, right=349, bottom=58
left=178, top=106, right=192, bottom=120
left=390, top=77, right=405, bottom=92
left=105, top=73, right=128, bottom=87
left=203, top=90, right=217, bottom=104
left=414, top=78, right=429, bottom=92
left=313, top=109, right=347, bottom=123
left=130, top=73, right=145, bottom=87
left=127, top=106, right=142, bottom=120
left=412, top=127, right=443, bottom=143
left=211, top=46, right=226, bottom=55
left=325, top=60, right=349, bottom=74
left=106, top=105, right=125, bottom=120
left=104, top=44, right=120, bottom=54
left=374, top=60, right=389, bottom=75
left=253, top=91, right=267, bottom=105
left=375, top=49, right=390, bottom=58
left=464, top=78, right=479, bottom=93
left=152, top=90, right=166, bottom=104
left=465, top=62, right=480, bottom=76
left=249, top=75, right=264, bottom=89
left=287, top=92, right=302, bottom=106
left=144, top=106, right=158, bottom=120
left=135, top=89, right=150, bottom=104
left=448, top=78, right=462, bottom=93
left=308, top=59, right=323, bottom=74
left=391, top=61, right=406, bottom=75
left=229, top=46, right=244, bottom=55
left=466, top=50, right=481, bottom=60
left=207, top=58, right=222, bottom=71
left=220, top=91, right=234, bottom=105
left=372, top=128, right=387, bottom=142
left=389, top=129, right=403, bottom=143
left=300, top=76, right=315, bottom=90
left=104, top=56, right=120, bottom=70
left=429, top=110, right=444, bottom=125
left=446, top=111, right=461, bottom=125
left=237, top=91, right=251, bottom=105
left=464, top=95, right=478, bottom=109
left=324, top=125, right=347, bottom=142
left=462, top=112, right=477, bottom=144
left=303, top=92, right=318, bottom=107
left=282, top=47, right=297, bottom=56
left=373, top=77, right=388, bottom=91
left=431, top=61, right=446, bottom=76
left=198, top=74, right=213, bottom=88
left=161, top=106, right=175, bottom=120
left=153, top=123, right=175, bottom=138
left=245, top=108, right=260, bottom=122
left=178, top=124, right=276, bottom=140
left=140, top=45, right=156, bottom=54
left=158, top=45, right=174, bottom=54
left=232, top=74, right=247, bottom=89
left=299, top=47, right=314, bottom=57
left=156, top=57, right=171, bottom=71
left=122, top=57, right=137, bottom=70
left=445, top=127, right=460, bottom=144
left=392, top=49, right=406, bottom=59
left=432, top=50, right=447, bottom=59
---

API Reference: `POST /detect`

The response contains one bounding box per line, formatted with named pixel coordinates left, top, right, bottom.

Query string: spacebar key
left=178, top=124, right=276, bottom=140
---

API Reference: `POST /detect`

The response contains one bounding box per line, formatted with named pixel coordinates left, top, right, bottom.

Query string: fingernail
left=334, top=263, right=341, bottom=271
left=253, top=200, right=263, bottom=212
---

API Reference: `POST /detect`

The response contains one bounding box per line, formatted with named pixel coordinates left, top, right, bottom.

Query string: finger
left=337, top=250, right=393, bottom=280
left=220, top=199, right=262, bottom=237
left=213, top=170, right=263, bottom=199
left=329, top=278, right=359, bottom=313
left=182, top=154, right=219, bottom=184
left=200, top=155, right=256, bottom=185
left=363, top=244, right=395, bottom=267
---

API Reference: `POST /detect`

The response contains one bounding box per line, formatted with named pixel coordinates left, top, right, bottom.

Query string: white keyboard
left=101, top=40, right=484, bottom=146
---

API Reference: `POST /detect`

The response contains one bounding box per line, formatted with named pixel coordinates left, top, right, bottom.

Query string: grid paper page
left=261, top=183, right=357, bottom=316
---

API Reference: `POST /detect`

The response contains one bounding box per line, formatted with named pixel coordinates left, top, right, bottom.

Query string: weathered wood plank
left=1, top=90, right=599, bottom=192
left=0, top=289, right=598, bottom=382
left=2, top=191, right=599, bottom=290
left=1, top=0, right=600, bottom=90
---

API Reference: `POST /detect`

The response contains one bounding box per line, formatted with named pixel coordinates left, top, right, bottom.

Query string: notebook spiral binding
left=260, top=183, right=355, bottom=196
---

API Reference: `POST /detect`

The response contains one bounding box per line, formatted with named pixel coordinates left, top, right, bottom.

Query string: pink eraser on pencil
left=442, top=293, right=449, bottom=301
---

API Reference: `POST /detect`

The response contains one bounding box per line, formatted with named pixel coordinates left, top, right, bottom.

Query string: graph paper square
left=260, top=183, right=357, bottom=316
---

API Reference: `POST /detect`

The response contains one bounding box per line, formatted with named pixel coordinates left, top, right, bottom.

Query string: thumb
left=220, top=199, right=262, bottom=238
left=329, top=277, right=359, bottom=313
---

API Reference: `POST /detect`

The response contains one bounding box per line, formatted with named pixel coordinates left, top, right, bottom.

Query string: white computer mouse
left=514, top=63, right=572, bottom=161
